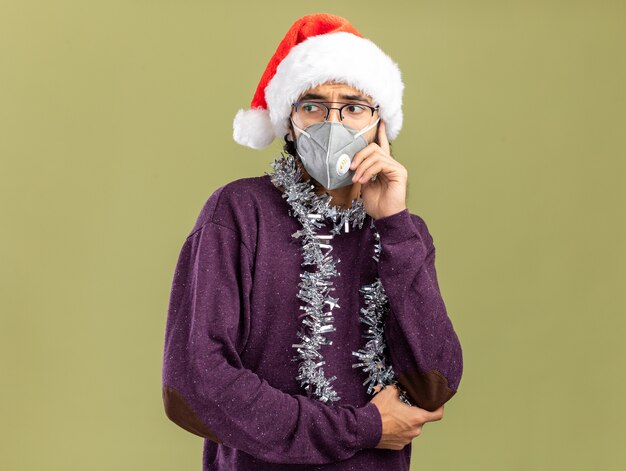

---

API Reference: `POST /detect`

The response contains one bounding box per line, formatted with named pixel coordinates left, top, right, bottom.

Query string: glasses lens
left=294, top=102, right=327, bottom=125
left=341, top=104, right=374, bottom=128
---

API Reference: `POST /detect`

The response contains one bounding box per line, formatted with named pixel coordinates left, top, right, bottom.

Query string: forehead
left=298, top=81, right=373, bottom=103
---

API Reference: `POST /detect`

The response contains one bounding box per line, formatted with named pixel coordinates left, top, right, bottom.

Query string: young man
left=162, top=13, right=463, bottom=471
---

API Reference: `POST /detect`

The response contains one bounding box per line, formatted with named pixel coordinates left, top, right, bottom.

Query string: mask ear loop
left=289, top=118, right=309, bottom=164
left=354, top=116, right=381, bottom=139
left=290, top=117, right=311, bottom=138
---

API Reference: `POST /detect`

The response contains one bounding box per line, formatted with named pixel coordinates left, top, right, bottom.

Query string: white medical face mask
left=290, top=116, right=381, bottom=190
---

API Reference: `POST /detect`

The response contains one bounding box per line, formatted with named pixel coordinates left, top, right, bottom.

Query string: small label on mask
left=336, top=154, right=351, bottom=176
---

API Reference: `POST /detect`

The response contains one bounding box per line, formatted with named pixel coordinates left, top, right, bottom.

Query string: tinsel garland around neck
left=265, top=153, right=412, bottom=406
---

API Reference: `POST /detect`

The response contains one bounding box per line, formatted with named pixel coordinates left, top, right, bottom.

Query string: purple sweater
left=162, top=174, right=463, bottom=470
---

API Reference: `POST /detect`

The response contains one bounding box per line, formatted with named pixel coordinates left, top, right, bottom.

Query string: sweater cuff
left=372, top=208, right=421, bottom=245
left=354, top=401, right=382, bottom=449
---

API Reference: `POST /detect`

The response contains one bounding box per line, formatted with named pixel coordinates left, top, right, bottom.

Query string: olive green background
left=1, top=1, right=624, bottom=470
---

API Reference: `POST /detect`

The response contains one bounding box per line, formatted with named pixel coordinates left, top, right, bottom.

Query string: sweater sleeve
left=372, top=208, right=464, bottom=412
left=161, top=220, right=382, bottom=465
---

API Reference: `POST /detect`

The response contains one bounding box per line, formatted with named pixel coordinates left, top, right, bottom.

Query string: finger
left=355, top=155, right=402, bottom=184
left=352, top=155, right=385, bottom=183
left=377, top=119, right=391, bottom=156
left=424, top=406, right=445, bottom=422
left=349, top=143, right=379, bottom=171
left=357, top=160, right=387, bottom=184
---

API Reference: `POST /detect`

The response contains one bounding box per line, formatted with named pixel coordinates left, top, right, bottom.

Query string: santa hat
left=233, top=13, right=404, bottom=149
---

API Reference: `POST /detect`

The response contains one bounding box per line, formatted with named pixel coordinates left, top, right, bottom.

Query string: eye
left=301, top=102, right=323, bottom=113
left=345, top=104, right=366, bottom=114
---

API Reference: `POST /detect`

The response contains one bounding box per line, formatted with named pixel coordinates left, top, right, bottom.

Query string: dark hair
left=283, top=134, right=297, bottom=157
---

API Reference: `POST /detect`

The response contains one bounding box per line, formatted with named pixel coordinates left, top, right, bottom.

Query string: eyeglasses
left=292, top=101, right=380, bottom=128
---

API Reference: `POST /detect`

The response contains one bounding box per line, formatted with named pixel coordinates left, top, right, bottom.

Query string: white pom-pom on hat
left=233, top=108, right=275, bottom=149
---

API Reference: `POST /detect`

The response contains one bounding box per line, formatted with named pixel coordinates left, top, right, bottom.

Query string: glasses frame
left=291, top=100, right=380, bottom=122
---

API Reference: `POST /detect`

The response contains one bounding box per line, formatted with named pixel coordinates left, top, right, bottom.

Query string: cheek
left=369, top=129, right=379, bottom=145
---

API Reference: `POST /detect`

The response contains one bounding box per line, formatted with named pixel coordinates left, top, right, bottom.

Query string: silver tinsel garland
left=266, top=153, right=412, bottom=406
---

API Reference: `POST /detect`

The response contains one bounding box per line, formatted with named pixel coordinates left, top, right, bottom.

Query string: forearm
left=162, top=343, right=382, bottom=464
left=373, top=209, right=464, bottom=411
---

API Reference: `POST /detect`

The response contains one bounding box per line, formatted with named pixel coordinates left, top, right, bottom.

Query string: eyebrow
left=298, top=92, right=372, bottom=104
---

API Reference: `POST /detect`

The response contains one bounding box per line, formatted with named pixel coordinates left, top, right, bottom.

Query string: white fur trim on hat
left=233, top=108, right=275, bottom=149
left=265, top=32, right=404, bottom=144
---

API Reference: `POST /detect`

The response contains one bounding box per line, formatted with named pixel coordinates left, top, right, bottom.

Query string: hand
left=369, top=384, right=445, bottom=450
left=350, top=119, right=408, bottom=220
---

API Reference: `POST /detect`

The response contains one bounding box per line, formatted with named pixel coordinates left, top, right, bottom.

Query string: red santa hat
left=233, top=13, right=405, bottom=149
